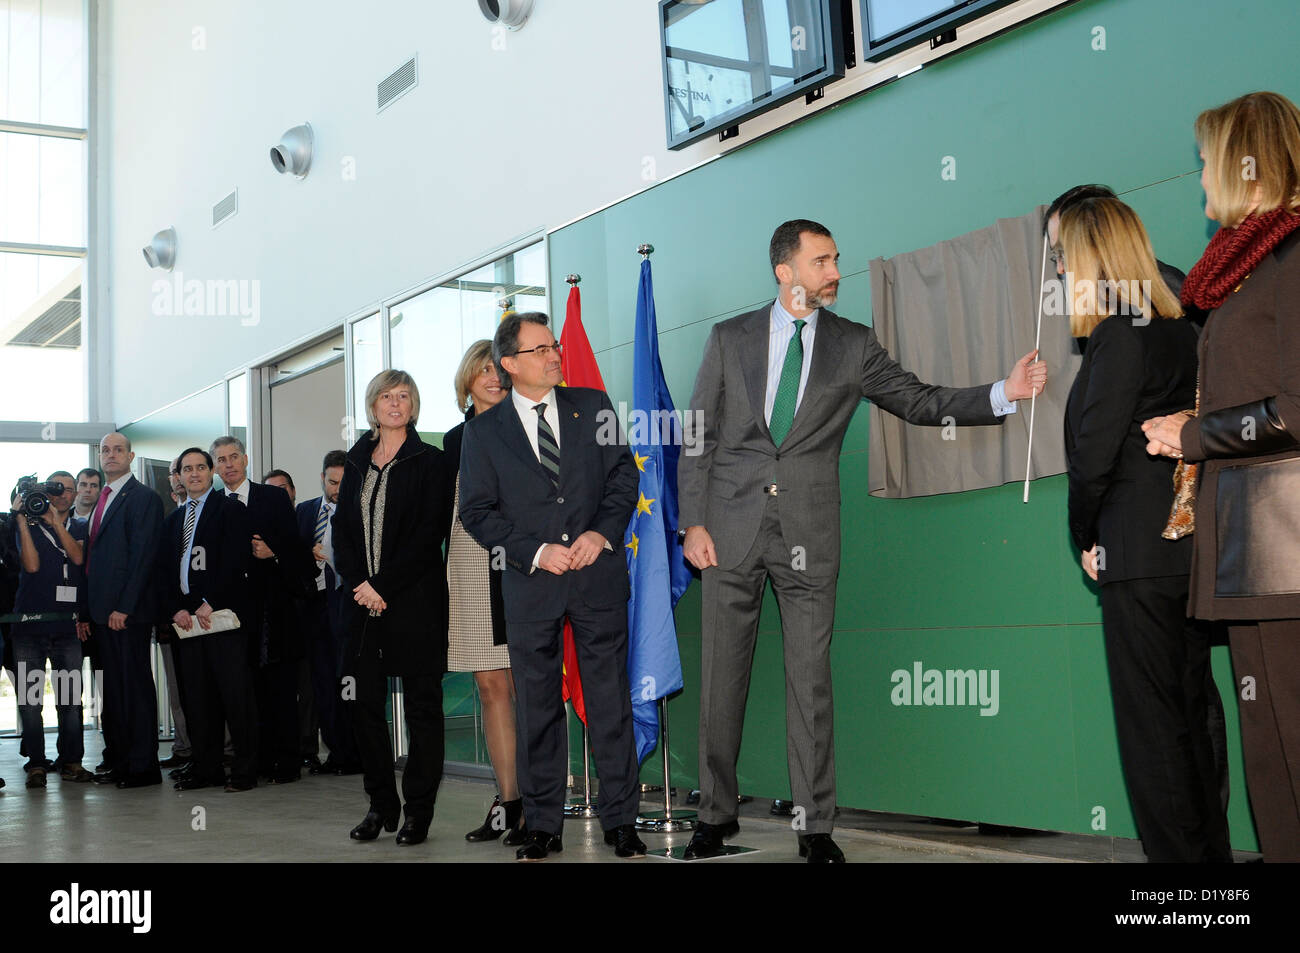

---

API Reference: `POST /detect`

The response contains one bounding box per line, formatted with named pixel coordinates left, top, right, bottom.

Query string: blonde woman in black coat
left=1062, top=196, right=1230, bottom=862
left=333, top=369, right=452, bottom=846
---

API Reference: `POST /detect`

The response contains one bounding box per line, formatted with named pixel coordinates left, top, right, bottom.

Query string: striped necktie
left=314, top=502, right=332, bottom=545
left=769, top=318, right=807, bottom=446
left=182, top=500, right=197, bottom=567
left=534, top=403, right=560, bottom=487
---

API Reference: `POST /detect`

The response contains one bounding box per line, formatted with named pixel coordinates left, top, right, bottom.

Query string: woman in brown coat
left=1144, top=91, right=1300, bottom=862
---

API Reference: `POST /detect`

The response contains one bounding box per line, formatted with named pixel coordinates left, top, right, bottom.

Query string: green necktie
left=768, top=318, right=806, bottom=445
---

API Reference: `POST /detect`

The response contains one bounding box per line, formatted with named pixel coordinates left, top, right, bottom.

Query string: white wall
left=98, top=0, right=710, bottom=426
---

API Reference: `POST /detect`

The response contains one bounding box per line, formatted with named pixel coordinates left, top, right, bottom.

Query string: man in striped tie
left=165, top=447, right=258, bottom=792
left=295, top=450, right=361, bottom=775
left=459, top=312, right=645, bottom=861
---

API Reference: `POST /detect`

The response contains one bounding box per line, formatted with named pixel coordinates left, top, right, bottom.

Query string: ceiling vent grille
left=378, top=55, right=418, bottom=113
left=212, top=189, right=239, bottom=228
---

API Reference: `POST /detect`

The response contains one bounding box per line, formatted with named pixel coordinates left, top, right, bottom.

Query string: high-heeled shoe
left=465, top=795, right=524, bottom=843
left=350, top=809, right=400, bottom=841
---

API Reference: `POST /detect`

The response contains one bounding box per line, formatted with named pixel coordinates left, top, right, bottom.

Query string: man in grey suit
left=678, top=220, right=1047, bottom=862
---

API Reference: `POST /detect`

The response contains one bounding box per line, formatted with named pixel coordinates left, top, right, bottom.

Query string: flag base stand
left=634, top=697, right=696, bottom=833
left=563, top=720, right=599, bottom=819
left=650, top=844, right=759, bottom=861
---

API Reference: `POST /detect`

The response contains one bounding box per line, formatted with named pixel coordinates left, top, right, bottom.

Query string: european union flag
left=624, top=257, right=690, bottom=763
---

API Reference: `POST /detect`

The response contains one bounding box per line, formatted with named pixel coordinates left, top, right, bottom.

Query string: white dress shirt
left=224, top=478, right=251, bottom=505
left=512, top=387, right=561, bottom=572
left=763, top=298, right=1018, bottom=421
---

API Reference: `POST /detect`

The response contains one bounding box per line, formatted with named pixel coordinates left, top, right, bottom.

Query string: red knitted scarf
left=1181, top=206, right=1300, bottom=310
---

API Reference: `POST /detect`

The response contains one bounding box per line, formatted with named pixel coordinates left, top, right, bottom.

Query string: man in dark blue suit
left=85, top=432, right=163, bottom=788
left=295, top=450, right=360, bottom=774
left=211, top=436, right=315, bottom=784
left=164, top=448, right=259, bottom=791
left=459, top=312, right=645, bottom=861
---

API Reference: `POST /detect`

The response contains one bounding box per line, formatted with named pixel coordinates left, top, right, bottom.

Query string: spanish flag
left=556, top=283, right=605, bottom=724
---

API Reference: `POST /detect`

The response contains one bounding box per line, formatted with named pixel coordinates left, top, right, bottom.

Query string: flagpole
left=1022, top=229, right=1050, bottom=503
left=564, top=716, right=599, bottom=818
left=626, top=241, right=696, bottom=834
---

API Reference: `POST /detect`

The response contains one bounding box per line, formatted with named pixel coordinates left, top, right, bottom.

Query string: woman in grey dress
left=442, top=340, right=524, bottom=844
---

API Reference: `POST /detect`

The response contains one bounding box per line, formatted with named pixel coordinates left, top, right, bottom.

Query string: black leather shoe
left=604, top=824, right=647, bottom=858
left=116, top=772, right=162, bottom=789
left=91, top=771, right=120, bottom=785
left=682, top=819, right=740, bottom=859
left=395, top=818, right=430, bottom=846
left=159, top=753, right=189, bottom=768
left=173, top=777, right=214, bottom=791
left=466, top=795, right=525, bottom=843
left=168, top=763, right=194, bottom=781
left=269, top=772, right=300, bottom=785
left=309, top=758, right=337, bottom=776
left=797, top=833, right=846, bottom=863
left=350, top=810, right=399, bottom=841
left=95, top=760, right=110, bottom=772
left=515, top=829, right=562, bottom=861
left=224, top=778, right=256, bottom=793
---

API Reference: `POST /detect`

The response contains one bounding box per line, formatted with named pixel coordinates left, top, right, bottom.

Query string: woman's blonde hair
left=1195, top=91, right=1300, bottom=228
left=1059, top=197, right=1183, bottom=338
left=364, top=369, right=420, bottom=439
left=453, top=340, right=499, bottom=413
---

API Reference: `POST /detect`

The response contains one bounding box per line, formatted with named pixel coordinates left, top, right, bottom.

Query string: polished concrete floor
left=0, top=730, right=1246, bottom=863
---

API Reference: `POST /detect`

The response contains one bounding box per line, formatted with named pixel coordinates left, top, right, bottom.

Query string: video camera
left=12, top=475, right=67, bottom=522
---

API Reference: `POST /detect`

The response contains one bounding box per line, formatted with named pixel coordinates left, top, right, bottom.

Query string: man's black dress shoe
left=168, top=763, right=193, bottom=781
left=95, top=760, right=110, bottom=772
left=350, top=810, right=400, bottom=841
left=797, top=833, right=846, bottom=863
left=159, top=753, right=189, bottom=768
left=173, top=777, right=215, bottom=791
left=466, top=795, right=524, bottom=843
left=269, top=772, right=300, bottom=785
left=395, top=818, right=430, bottom=846
left=91, top=772, right=120, bottom=785
left=224, top=778, right=256, bottom=793
left=682, top=819, right=740, bottom=859
left=515, top=829, right=562, bottom=861
left=604, top=824, right=648, bottom=858
left=308, top=759, right=336, bottom=776
left=116, top=772, right=162, bottom=789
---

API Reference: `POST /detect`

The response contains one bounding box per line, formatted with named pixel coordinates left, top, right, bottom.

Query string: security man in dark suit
left=459, top=311, right=645, bottom=861
left=211, top=435, right=315, bottom=784
left=85, top=432, right=164, bottom=788
left=295, top=450, right=360, bottom=774
left=165, top=448, right=259, bottom=792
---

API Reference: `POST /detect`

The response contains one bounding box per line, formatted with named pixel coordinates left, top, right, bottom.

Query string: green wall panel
left=554, top=0, right=1294, bottom=851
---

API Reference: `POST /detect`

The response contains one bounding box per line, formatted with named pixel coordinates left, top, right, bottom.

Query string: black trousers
left=1227, top=618, right=1300, bottom=862
left=307, top=589, right=359, bottom=767
left=1100, top=575, right=1231, bottom=862
left=256, top=658, right=301, bottom=778
left=175, top=630, right=259, bottom=785
left=349, top=648, right=444, bottom=825
left=509, top=601, right=639, bottom=835
left=93, top=620, right=159, bottom=777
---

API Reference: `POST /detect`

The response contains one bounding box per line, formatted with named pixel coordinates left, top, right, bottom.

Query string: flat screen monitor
left=660, top=0, right=849, bottom=150
left=861, top=0, right=1018, bottom=62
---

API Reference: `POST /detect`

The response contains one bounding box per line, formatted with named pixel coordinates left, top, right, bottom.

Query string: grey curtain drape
left=866, top=208, right=1080, bottom=498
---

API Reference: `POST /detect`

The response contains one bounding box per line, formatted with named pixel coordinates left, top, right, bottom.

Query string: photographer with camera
left=9, top=471, right=93, bottom=787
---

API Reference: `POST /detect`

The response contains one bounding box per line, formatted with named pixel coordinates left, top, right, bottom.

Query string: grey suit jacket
left=678, top=303, right=1004, bottom=577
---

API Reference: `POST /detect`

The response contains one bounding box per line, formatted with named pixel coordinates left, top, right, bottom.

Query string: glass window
left=0, top=252, right=84, bottom=421
left=350, top=312, right=382, bottom=438
left=227, top=372, right=248, bottom=449
left=0, top=0, right=87, bottom=128
left=0, top=131, right=86, bottom=247
left=389, top=242, right=546, bottom=434
left=0, top=438, right=89, bottom=500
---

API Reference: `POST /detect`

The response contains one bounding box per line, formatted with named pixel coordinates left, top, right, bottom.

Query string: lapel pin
left=573, top=412, right=579, bottom=418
